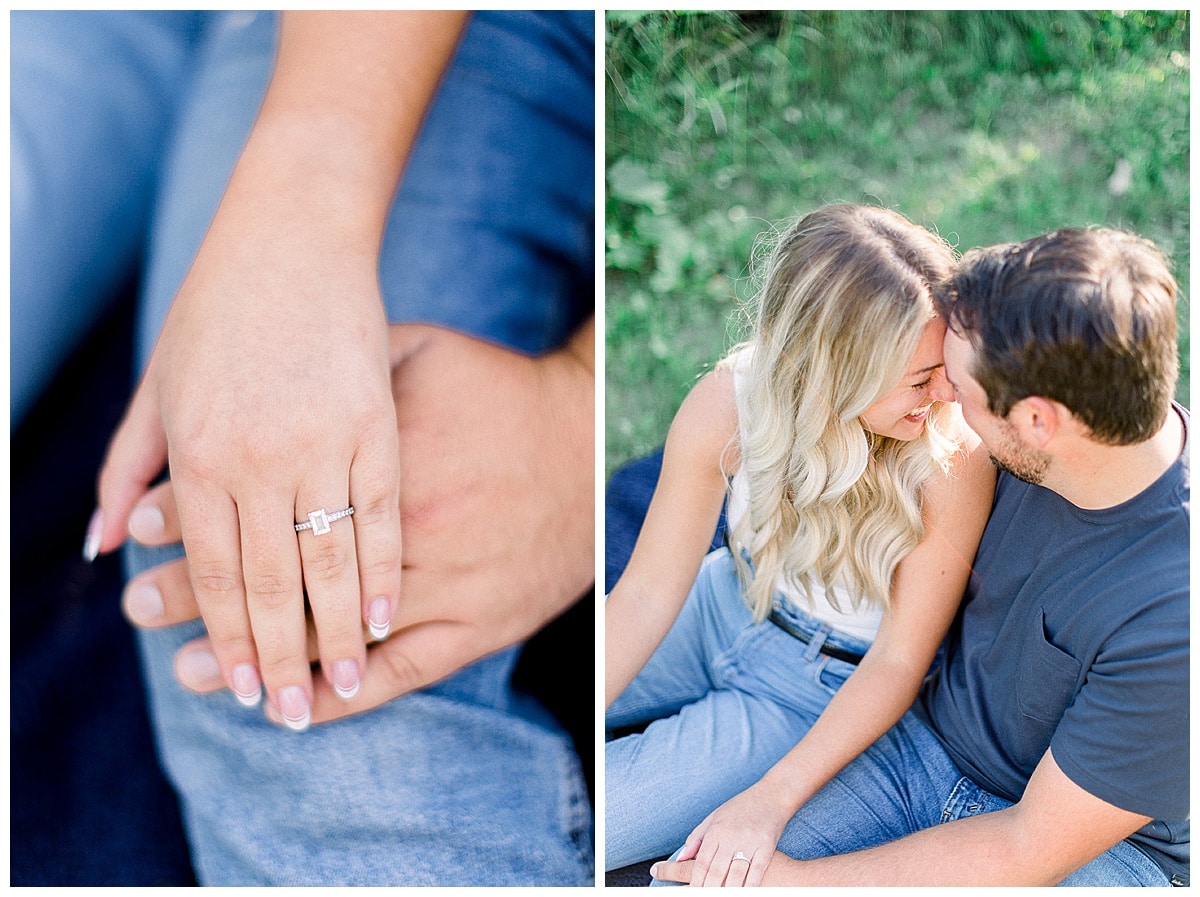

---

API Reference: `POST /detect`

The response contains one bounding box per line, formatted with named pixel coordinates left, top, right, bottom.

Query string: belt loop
left=801, top=626, right=829, bottom=663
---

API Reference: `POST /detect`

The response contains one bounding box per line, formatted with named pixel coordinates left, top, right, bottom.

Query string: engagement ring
left=295, top=506, right=354, bottom=536
left=732, top=852, right=750, bottom=863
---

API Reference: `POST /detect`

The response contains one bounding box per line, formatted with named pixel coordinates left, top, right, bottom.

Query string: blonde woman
left=605, top=204, right=995, bottom=885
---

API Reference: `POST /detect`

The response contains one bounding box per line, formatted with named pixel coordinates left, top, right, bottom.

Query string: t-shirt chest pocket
left=1016, top=609, right=1083, bottom=725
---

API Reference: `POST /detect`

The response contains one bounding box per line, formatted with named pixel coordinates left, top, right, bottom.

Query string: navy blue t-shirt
left=919, top=405, right=1189, bottom=883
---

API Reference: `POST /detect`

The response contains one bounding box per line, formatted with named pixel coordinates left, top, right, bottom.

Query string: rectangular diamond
left=309, top=509, right=332, bottom=535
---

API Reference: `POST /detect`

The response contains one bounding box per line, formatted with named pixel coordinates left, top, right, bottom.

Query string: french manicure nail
left=331, top=659, right=360, bottom=700
left=277, top=685, right=311, bottom=731
left=125, top=581, right=165, bottom=624
left=82, top=509, right=103, bottom=562
left=128, top=503, right=166, bottom=543
left=368, top=597, right=391, bottom=640
left=231, top=663, right=262, bottom=708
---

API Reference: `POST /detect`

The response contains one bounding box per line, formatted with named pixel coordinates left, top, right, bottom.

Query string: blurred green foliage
left=605, top=10, right=1190, bottom=478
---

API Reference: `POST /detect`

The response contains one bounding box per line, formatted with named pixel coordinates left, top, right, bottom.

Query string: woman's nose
left=928, top=368, right=955, bottom=404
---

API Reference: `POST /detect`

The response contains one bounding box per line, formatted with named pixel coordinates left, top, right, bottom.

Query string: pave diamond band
left=295, top=506, right=354, bottom=536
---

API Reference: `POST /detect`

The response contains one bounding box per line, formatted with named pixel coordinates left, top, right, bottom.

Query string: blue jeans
left=16, top=9, right=594, bottom=885
left=135, top=10, right=593, bottom=361
left=763, top=709, right=1170, bottom=886
left=605, top=549, right=871, bottom=870
left=10, top=11, right=209, bottom=428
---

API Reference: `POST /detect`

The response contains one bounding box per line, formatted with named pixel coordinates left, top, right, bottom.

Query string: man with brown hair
left=654, top=227, right=1189, bottom=886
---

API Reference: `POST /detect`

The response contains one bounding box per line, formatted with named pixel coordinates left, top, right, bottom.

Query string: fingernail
left=368, top=597, right=391, bottom=640
left=124, top=581, right=165, bottom=624
left=649, top=864, right=660, bottom=879
left=82, top=509, right=103, bottom=562
left=277, top=685, right=311, bottom=731
left=176, top=646, right=222, bottom=689
left=231, top=663, right=262, bottom=708
left=128, top=503, right=165, bottom=543
left=331, top=659, right=360, bottom=700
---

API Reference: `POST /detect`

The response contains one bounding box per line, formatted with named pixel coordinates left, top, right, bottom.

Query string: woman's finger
left=347, top=422, right=402, bottom=642
left=238, top=494, right=312, bottom=728
left=677, top=827, right=705, bottom=862
left=744, top=852, right=769, bottom=888
left=703, top=858, right=731, bottom=888
left=94, top=378, right=169, bottom=558
left=690, top=835, right=720, bottom=887
left=723, top=851, right=751, bottom=888
left=294, top=474, right=367, bottom=705
left=172, top=476, right=263, bottom=708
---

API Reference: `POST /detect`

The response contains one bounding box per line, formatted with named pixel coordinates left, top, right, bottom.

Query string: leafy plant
left=606, top=10, right=1189, bottom=478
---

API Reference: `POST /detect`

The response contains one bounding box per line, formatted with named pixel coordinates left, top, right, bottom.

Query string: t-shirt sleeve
left=1050, top=597, right=1189, bottom=821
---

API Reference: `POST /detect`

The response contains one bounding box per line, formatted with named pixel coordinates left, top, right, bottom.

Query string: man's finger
left=174, top=638, right=226, bottom=693
left=128, top=479, right=183, bottom=546
left=122, top=557, right=198, bottom=627
left=650, top=859, right=694, bottom=884
left=276, top=618, right=474, bottom=726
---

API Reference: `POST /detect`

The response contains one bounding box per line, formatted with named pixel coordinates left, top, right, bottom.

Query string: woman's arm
left=678, top=433, right=997, bottom=886
left=604, top=367, right=740, bottom=710
left=94, top=13, right=469, bottom=727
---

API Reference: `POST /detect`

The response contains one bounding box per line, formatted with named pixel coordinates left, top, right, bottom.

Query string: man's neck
left=1046, top=404, right=1184, bottom=510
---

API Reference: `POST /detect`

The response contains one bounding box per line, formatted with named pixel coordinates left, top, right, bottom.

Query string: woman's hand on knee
left=118, top=322, right=594, bottom=728
left=675, top=785, right=792, bottom=887
left=96, top=208, right=400, bottom=730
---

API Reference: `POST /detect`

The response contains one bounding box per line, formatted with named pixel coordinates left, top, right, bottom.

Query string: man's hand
left=649, top=749, right=1152, bottom=886
left=123, top=322, right=595, bottom=725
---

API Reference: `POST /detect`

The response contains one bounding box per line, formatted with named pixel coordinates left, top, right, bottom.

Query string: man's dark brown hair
left=934, top=227, right=1179, bottom=445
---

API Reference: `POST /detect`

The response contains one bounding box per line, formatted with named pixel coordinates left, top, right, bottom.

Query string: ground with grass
left=605, top=10, right=1189, bottom=479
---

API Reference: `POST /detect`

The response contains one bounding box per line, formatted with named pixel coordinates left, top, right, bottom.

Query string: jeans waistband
left=767, top=605, right=869, bottom=666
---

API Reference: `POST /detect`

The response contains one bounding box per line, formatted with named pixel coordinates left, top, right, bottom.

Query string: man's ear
left=1007, top=396, right=1062, bottom=448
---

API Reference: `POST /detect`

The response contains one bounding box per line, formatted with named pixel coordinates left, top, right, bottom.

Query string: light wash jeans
left=15, top=9, right=594, bottom=886
left=605, top=548, right=871, bottom=871
left=641, top=628, right=1169, bottom=887
left=10, top=11, right=209, bottom=428
left=765, top=708, right=1170, bottom=886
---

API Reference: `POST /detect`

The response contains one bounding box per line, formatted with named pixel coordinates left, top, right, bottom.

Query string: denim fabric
left=627, top=553, right=1167, bottom=887
left=131, top=541, right=591, bottom=886
left=10, top=11, right=209, bottom=428
left=120, top=10, right=593, bottom=885
left=760, top=710, right=1169, bottom=887
left=606, top=549, right=871, bottom=870
left=136, top=10, right=594, bottom=366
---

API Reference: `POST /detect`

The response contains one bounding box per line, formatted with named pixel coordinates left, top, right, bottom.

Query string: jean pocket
left=816, top=655, right=857, bottom=696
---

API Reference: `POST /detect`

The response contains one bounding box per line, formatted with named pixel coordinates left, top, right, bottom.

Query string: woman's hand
left=120, top=322, right=594, bottom=725
left=88, top=11, right=469, bottom=729
left=98, top=180, right=401, bottom=727
left=676, top=782, right=794, bottom=887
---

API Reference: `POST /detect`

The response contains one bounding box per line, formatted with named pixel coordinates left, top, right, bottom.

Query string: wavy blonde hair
left=726, top=204, right=964, bottom=622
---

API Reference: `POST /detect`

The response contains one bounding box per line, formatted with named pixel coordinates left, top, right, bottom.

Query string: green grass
left=605, top=10, right=1190, bottom=479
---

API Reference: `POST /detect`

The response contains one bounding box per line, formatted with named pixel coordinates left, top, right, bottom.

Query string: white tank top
left=726, top=347, right=884, bottom=642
